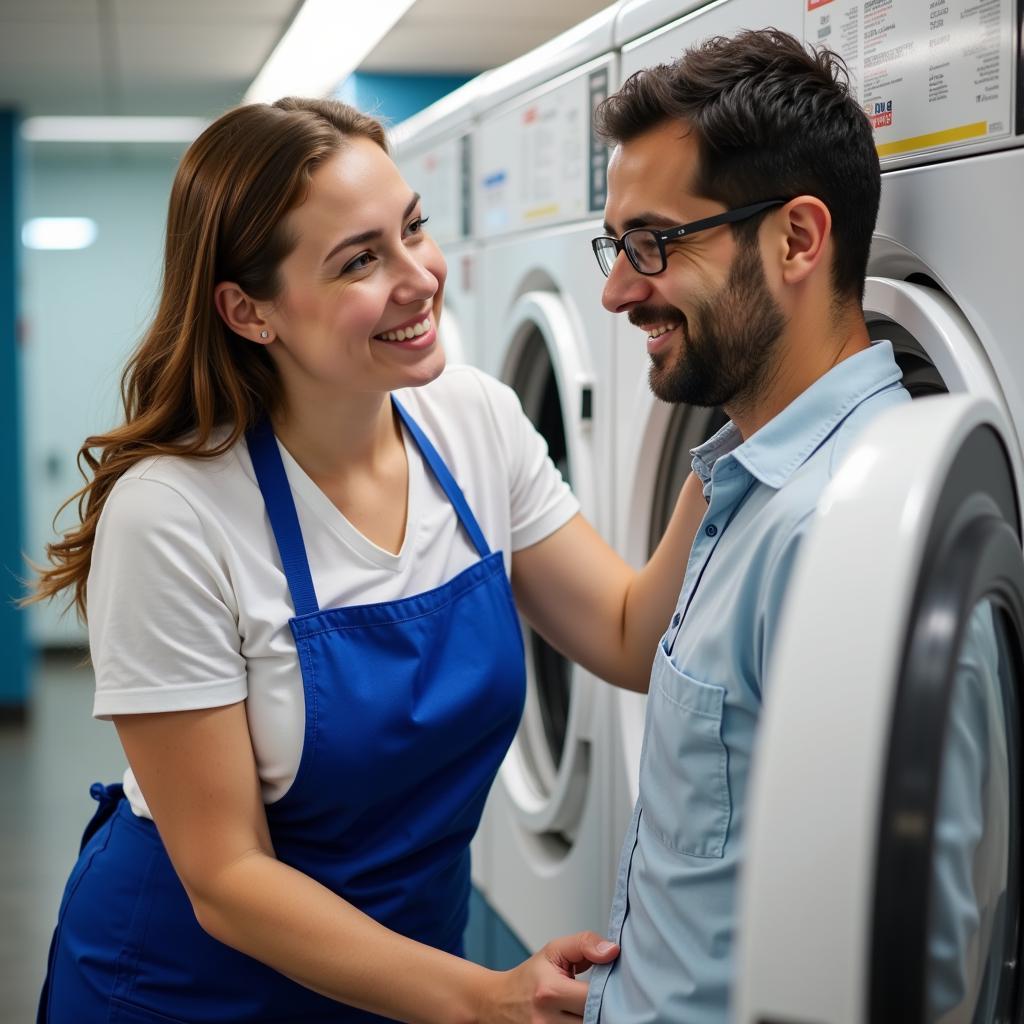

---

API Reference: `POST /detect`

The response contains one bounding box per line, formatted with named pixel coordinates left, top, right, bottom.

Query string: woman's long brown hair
left=27, top=97, right=388, bottom=621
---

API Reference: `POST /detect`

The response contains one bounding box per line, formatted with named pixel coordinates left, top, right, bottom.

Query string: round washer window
left=509, top=325, right=573, bottom=790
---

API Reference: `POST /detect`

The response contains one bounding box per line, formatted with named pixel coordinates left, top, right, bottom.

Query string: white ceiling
left=0, top=0, right=612, bottom=119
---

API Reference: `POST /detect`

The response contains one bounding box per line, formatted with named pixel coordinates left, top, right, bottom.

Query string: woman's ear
left=214, top=281, right=274, bottom=344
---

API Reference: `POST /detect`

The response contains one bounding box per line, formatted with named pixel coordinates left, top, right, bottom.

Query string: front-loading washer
left=737, top=393, right=1024, bottom=1023
left=473, top=18, right=623, bottom=954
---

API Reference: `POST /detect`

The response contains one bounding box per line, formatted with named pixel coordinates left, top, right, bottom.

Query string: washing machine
left=472, top=3, right=623, bottom=954
left=392, top=77, right=491, bottom=369
left=736, top=391, right=1024, bottom=1023
left=603, top=0, right=1024, bottom=1018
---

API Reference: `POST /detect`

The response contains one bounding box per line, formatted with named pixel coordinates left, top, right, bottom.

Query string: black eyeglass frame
left=591, top=198, right=789, bottom=277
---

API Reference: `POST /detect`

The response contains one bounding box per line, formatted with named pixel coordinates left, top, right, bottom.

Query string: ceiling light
left=245, top=0, right=419, bottom=104
left=21, top=117, right=207, bottom=144
left=22, top=218, right=98, bottom=251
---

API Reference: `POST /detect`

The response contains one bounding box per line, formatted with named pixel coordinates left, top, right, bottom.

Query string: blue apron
left=39, top=398, right=526, bottom=1023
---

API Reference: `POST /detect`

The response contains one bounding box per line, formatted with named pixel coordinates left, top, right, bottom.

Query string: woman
left=31, top=97, right=705, bottom=1023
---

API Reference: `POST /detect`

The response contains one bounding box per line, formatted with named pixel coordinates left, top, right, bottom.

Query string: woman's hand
left=481, top=931, right=619, bottom=1022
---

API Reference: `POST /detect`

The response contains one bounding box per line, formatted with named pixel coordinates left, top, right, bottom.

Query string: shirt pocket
left=639, top=645, right=731, bottom=858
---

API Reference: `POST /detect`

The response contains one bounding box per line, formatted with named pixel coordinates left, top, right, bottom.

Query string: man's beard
left=648, top=242, right=787, bottom=409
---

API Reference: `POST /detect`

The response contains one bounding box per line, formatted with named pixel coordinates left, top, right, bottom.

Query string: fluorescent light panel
left=22, top=117, right=207, bottom=144
left=22, top=218, right=98, bottom=250
left=245, top=0, right=418, bottom=104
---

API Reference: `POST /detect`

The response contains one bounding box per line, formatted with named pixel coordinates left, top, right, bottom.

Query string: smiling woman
left=23, top=95, right=704, bottom=1024
left=213, top=136, right=448, bottom=405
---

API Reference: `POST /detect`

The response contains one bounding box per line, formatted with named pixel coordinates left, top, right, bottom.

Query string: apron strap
left=246, top=398, right=493, bottom=618
left=392, top=397, right=492, bottom=560
left=246, top=417, right=320, bottom=617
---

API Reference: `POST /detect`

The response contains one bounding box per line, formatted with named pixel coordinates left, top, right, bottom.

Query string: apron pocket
left=639, top=646, right=731, bottom=858
left=109, top=998, right=192, bottom=1024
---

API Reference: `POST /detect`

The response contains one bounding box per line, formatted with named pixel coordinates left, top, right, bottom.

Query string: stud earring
left=259, top=329, right=269, bottom=339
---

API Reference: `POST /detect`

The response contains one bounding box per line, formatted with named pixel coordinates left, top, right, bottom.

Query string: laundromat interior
left=1, top=1, right=1022, bottom=1021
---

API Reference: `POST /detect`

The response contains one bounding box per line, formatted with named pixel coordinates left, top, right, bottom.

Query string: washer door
left=498, top=290, right=597, bottom=847
left=864, top=277, right=1006, bottom=406
left=735, top=395, right=1024, bottom=1024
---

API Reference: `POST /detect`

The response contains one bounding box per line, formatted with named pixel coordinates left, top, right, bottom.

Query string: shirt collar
left=691, top=340, right=903, bottom=489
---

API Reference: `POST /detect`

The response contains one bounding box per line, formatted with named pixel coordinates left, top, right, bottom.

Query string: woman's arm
left=115, top=704, right=616, bottom=1024
left=511, top=470, right=706, bottom=692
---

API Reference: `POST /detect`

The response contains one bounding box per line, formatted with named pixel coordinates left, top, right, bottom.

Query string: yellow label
left=524, top=203, right=560, bottom=221
left=876, top=121, right=988, bottom=158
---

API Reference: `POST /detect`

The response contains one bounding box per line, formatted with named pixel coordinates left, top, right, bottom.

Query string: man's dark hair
left=595, top=28, right=880, bottom=304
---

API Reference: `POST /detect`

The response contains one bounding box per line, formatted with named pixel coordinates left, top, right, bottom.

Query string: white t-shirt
left=89, top=365, right=579, bottom=819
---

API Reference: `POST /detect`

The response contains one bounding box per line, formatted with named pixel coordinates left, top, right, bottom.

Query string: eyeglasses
left=591, top=199, right=788, bottom=277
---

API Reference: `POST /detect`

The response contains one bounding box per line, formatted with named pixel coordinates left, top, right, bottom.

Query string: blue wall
left=334, top=72, right=477, bottom=126
left=0, top=110, right=30, bottom=718
left=22, top=151, right=183, bottom=649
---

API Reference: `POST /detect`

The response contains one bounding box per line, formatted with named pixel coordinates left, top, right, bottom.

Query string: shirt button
left=671, top=612, right=681, bottom=628
left=705, top=524, right=718, bottom=537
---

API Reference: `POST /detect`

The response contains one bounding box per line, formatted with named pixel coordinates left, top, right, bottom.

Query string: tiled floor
left=1, top=651, right=125, bottom=1020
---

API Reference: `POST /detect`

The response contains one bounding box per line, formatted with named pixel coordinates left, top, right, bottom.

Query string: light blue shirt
left=586, top=341, right=909, bottom=1024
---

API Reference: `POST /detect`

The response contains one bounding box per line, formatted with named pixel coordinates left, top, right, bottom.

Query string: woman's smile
left=373, top=312, right=437, bottom=349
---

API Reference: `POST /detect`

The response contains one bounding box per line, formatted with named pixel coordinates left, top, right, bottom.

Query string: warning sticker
left=804, top=0, right=1013, bottom=162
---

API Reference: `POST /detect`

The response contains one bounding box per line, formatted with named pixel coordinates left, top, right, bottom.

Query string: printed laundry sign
left=804, top=0, right=1013, bottom=161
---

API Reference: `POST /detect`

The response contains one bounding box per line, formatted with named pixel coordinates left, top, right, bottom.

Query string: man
left=584, top=28, right=908, bottom=1023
